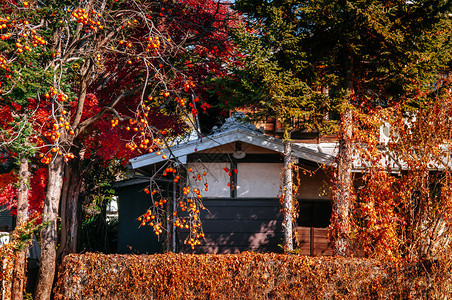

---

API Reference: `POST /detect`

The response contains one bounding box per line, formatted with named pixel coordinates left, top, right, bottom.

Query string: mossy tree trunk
left=35, top=156, right=64, bottom=300
left=11, top=157, right=29, bottom=300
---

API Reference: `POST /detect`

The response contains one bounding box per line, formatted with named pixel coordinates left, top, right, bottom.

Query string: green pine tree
left=229, top=0, right=452, bottom=255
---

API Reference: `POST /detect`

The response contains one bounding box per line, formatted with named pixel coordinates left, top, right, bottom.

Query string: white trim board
left=129, top=126, right=335, bottom=169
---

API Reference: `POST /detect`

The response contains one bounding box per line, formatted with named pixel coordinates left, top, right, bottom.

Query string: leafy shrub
left=54, top=252, right=452, bottom=299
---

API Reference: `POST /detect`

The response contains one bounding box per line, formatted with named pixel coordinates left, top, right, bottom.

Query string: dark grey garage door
left=179, top=198, right=284, bottom=253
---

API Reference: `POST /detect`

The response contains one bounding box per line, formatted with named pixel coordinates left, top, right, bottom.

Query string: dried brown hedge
left=54, top=252, right=452, bottom=299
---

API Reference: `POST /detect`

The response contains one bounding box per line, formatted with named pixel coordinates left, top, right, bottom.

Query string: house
left=116, top=113, right=337, bottom=254
left=0, top=206, right=14, bottom=232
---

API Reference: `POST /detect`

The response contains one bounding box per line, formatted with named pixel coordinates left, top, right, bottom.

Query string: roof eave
left=129, top=127, right=335, bottom=169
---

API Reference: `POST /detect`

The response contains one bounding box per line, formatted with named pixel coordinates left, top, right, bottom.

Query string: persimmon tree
left=233, top=0, right=452, bottom=256
left=53, top=0, right=236, bottom=258
left=0, top=0, right=236, bottom=299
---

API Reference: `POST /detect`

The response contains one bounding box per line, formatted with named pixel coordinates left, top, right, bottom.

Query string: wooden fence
left=296, top=227, right=332, bottom=256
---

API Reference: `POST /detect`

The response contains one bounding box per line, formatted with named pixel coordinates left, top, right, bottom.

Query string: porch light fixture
left=232, top=150, right=246, bottom=159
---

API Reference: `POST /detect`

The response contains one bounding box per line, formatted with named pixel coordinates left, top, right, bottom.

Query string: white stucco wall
left=237, top=163, right=282, bottom=198
left=187, top=162, right=283, bottom=198
left=187, top=162, right=230, bottom=198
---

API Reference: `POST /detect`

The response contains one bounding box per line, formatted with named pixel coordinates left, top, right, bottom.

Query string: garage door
left=178, top=198, right=284, bottom=253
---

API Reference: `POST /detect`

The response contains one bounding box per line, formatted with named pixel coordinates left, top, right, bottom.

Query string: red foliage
left=0, top=167, right=47, bottom=222
left=0, top=0, right=239, bottom=252
left=0, top=106, right=13, bottom=128
left=0, top=170, right=17, bottom=211
left=28, top=167, right=47, bottom=221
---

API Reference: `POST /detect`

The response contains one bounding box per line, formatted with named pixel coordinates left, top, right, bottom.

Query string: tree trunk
left=283, top=139, right=294, bottom=251
left=332, top=107, right=353, bottom=256
left=34, top=156, right=64, bottom=300
left=57, top=158, right=82, bottom=264
left=11, top=157, right=29, bottom=300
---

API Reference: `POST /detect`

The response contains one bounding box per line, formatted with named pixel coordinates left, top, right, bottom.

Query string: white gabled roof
left=129, top=124, right=335, bottom=169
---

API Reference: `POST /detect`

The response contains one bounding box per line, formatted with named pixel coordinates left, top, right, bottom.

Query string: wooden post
left=283, top=140, right=294, bottom=251
left=310, top=227, right=314, bottom=256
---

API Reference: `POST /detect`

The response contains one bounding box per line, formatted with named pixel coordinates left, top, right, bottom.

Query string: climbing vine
left=352, top=89, right=452, bottom=260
